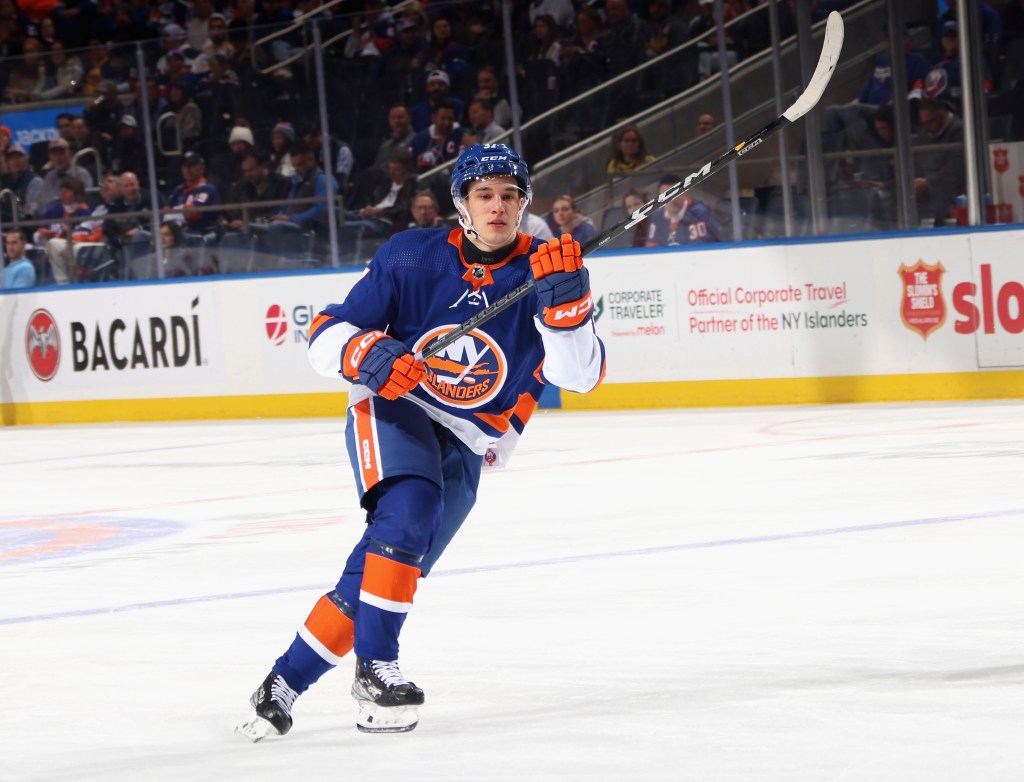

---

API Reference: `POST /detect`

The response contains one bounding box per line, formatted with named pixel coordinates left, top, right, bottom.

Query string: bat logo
left=25, top=308, right=61, bottom=381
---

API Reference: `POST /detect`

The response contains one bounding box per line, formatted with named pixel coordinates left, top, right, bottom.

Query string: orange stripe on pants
left=303, top=595, right=355, bottom=658
left=362, top=552, right=420, bottom=606
left=352, top=398, right=382, bottom=492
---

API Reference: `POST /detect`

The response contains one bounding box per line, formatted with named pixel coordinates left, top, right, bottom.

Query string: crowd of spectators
left=2, top=0, right=786, bottom=286
left=819, top=0, right=1024, bottom=231
left=12, top=0, right=1016, bottom=286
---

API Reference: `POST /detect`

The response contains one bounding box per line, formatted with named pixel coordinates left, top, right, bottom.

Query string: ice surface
left=3, top=402, right=1024, bottom=781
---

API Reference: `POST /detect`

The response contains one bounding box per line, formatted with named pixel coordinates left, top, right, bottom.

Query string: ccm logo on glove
left=529, top=233, right=593, bottom=329
left=342, top=329, right=426, bottom=400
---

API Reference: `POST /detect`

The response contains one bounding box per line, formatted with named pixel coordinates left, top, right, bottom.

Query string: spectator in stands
left=156, top=24, right=196, bottom=77
left=558, top=8, right=606, bottom=101
left=110, top=115, right=146, bottom=179
left=104, top=170, right=157, bottom=254
left=37, top=138, right=94, bottom=213
left=550, top=194, right=598, bottom=244
left=81, top=38, right=111, bottom=98
left=410, top=100, right=471, bottom=171
left=522, top=208, right=554, bottom=240
left=1, top=145, right=43, bottom=220
left=2, top=36, right=46, bottom=103
left=914, top=21, right=992, bottom=115
left=160, top=219, right=185, bottom=251
left=622, top=188, right=651, bottom=248
left=689, top=0, right=737, bottom=82
left=607, top=124, right=655, bottom=174
left=695, top=112, right=716, bottom=136
left=345, top=147, right=416, bottom=237
left=933, top=1, right=1002, bottom=61
left=410, top=70, right=465, bottom=132
left=467, top=98, right=505, bottom=145
left=913, top=97, right=966, bottom=226
left=126, top=76, right=169, bottom=132
left=224, top=150, right=291, bottom=231
left=645, top=0, right=688, bottom=60
left=84, top=80, right=125, bottom=152
left=166, top=79, right=203, bottom=149
left=270, top=123, right=297, bottom=178
left=372, top=104, right=415, bottom=171
left=518, top=13, right=562, bottom=117
left=36, top=41, right=84, bottom=100
left=474, top=65, right=515, bottom=128
left=528, top=0, right=574, bottom=32
left=407, top=190, right=455, bottom=229
left=267, top=141, right=337, bottom=238
left=160, top=49, right=197, bottom=92
left=380, top=19, right=430, bottom=102
left=165, top=151, right=222, bottom=236
left=68, top=114, right=95, bottom=156
left=187, top=0, right=215, bottom=51
left=823, top=26, right=928, bottom=182
left=645, top=175, right=721, bottom=246
left=302, top=124, right=355, bottom=195
left=2, top=230, right=35, bottom=289
left=34, top=176, right=93, bottom=284
left=193, top=11, right=233, bottom=72
left=424, top=15, right=470, bottom=81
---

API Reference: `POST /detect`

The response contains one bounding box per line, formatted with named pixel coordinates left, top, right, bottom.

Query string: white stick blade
left=782, top=11, right=845, bottom=122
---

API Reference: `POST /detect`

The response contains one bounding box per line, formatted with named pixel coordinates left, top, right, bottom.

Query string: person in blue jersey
left=238, top=144, right=606, bottom=742
left=645, top=175, right=721, bottom=247
left=2, top=231, right=36, bottom=289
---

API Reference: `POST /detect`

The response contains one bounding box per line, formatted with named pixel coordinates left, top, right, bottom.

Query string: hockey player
left=237, top=144, right=606, bottom=740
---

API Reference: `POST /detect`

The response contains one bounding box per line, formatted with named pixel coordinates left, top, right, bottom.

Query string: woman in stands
left=606, top=124, right=655, bottom=175
left=550, top=193, right=598, bottom=244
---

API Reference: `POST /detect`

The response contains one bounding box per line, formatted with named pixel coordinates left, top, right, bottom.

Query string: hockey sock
left=273, top=591, right=355, bottom=693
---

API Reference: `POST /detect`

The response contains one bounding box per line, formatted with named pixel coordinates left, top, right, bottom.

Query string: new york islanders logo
left=414, top=327, right=506, bottom=409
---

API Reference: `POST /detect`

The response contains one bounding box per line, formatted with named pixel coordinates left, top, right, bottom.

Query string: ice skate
left=235, top=672, right=298, bottom=742
left=351, top=657, right=424, bottom=733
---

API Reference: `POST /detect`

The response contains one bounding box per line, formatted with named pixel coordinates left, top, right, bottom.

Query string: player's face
left=463, top=175, right=524, bottom=248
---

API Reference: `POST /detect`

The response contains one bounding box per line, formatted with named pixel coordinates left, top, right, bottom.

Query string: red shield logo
left=265, top=304, right=288, bottom=346
left=898, top=261, right=946, bottom=340
left=25, top=308, right=61, bottom=380
left=993, top=148, right=1009, bottom=174
left=1018, top=176, right=1024, bottom=199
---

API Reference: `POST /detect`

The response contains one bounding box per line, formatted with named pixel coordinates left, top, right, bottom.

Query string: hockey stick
left=419, top=11, right=845, bottom=362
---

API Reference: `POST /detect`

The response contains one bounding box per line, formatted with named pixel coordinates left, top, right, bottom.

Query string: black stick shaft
left=419, top=116, right=790, bottom=361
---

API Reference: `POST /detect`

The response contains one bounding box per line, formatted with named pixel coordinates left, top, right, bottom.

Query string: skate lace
left=371, top=660, right=411, bottom=688
left=270, top=676, right=298, bottom=713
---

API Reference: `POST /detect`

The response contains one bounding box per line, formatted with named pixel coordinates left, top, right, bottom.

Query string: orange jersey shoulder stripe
left=308, top=313, right=335, bottom=344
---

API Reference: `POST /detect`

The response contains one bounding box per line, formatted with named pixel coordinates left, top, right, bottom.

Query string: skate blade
left=355, top=702, right=419, bottom=734
left=235, top=713, right=280, bottom=743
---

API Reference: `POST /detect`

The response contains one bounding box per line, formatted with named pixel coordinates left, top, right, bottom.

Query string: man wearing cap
left=1, top=145, right=43, bottom=220
left=37, top=138, right=94, bottom=214
left=166, top=152, right=223, bottom=235
left=410, top=70, right=465, bottom=132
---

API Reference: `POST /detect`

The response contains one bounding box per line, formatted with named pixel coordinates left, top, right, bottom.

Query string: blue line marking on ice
left=2, top=507, right=1020, bottom=625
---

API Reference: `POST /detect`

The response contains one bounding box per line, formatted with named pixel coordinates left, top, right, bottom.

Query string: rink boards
left=2, top=226, right=1023, bottom=425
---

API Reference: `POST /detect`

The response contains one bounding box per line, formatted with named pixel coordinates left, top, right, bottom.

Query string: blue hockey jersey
left=308, top=227, right=606, bottom=465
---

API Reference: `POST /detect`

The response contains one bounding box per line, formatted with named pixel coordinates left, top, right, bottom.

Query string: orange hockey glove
left=341, top=329, right=426, bottom=400
left=529, top=233, right=593, bottom=329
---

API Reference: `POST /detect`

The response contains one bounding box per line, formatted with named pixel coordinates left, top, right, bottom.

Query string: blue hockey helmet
left=450, top=144, right=532, bottom=206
